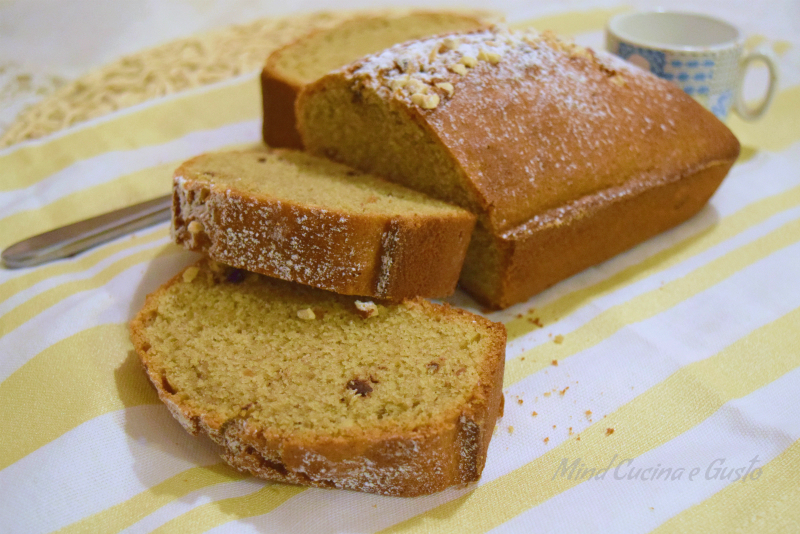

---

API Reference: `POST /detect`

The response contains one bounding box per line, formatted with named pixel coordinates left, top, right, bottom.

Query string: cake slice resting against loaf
left=172, top=148, right=475, bottom=300
left=262, top=10, right=490, bottom=148
left=296, top=27, right=740, bottom=308
left=130, top=259, right=506, bottom=496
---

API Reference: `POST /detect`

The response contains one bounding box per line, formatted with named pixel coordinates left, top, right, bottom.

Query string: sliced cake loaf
left=262, top=11, right=489, bottom=148
left=172, top=148, right=475, bottom=300
left=130, top=259, right=506, bottom=496
left=296, top=27, right=740, bottom=308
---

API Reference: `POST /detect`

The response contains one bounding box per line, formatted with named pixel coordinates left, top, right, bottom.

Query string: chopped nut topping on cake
left=435, top=82, right=454, bottom=96
left=297, top=308, right=316, bottom=320
left=449, top=63, right=468, bottom=75
left=442, top=37, right=459, bottom=50
left=610, top=74, right=626, bottom=86
left=477, top=48, right=501, bottom=64
left=459, top=55, right=478, bottom=68
left=344, top=26, right=629, bottom=112
left=411, top=92, right=440, bottom=109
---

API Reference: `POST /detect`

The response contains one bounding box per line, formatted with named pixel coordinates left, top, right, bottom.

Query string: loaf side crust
left=460, top=159, right=735, bottom=308
left=130, top=262, right=506, bottom=496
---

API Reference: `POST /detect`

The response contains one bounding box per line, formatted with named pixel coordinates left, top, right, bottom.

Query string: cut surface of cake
left=130, top=260, right=506, bottom=496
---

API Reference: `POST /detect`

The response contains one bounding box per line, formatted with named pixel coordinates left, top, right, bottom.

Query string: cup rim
left=607, top=10, right=743, bottom=52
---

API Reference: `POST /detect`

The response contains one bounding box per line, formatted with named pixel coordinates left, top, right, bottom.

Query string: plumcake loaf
left=296, top=28, right=740, bottom=308
left=262, top=11, right=488, bottom=148
left=172, top=148, right=475, bottom=300
left=130, top=260, right=506, bottom=496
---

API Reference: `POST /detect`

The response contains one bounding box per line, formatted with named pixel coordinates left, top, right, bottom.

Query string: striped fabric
left=2, top=6, right=799, bottom=534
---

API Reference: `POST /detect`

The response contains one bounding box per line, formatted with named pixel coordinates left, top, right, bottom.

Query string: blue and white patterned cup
left=606, top=11, right=778, bottom=121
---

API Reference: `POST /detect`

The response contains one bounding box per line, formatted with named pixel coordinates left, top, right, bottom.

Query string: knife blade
left=1, top=194, right=172, bottom=268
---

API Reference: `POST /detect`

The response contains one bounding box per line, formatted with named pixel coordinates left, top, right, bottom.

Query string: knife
left=1, top=194, right=172, bottom=268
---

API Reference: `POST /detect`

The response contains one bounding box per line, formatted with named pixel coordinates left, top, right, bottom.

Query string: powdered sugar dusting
left=348, top=27, right=635, bottom=113
left=340, top=26, right=694, bottom=231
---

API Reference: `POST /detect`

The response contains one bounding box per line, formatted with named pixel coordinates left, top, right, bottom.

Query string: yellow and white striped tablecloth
left=1, top=4, right=799, bottom=533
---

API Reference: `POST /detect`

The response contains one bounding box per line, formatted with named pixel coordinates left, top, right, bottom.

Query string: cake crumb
left=543, top=437, right=550, bottom=444
left=551, top=359, right=558, bottom=366
left=568, top=427, right=574, bottom=436
left=554, top=334, right=564, bottom=344
left=532, top=411, right=538, bottom=417
left=543, top=392, right=551, bottom=397
left=182, top=266, right=200, bottom=283
left=560, top=386, right=569, bottom=396
left=297, top=308, right=316, bottom=320
left=517, top=398, right=524, bottom=405
left=508, top=426, right=514, bottom=435
left=355, top=300, right=379, bottom=318
left=606, top=428, right=615, bottom=436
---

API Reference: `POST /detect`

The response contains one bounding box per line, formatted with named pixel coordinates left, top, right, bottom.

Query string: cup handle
left=734, top=46, right=779, bottom=121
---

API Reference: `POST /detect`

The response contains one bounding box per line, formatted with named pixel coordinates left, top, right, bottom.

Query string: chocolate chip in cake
left=346, top=379, right=373, bottom=396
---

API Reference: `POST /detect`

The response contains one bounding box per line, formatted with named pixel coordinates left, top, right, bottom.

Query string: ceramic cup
left=606, top=11, right=779, bottom=121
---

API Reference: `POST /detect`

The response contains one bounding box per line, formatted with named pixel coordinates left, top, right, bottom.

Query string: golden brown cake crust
left=130, top=261, right=506, bottom=497
left=460, top=160, right=735, bottom=308
left=171, top=148, right=476, bottom=300
left=296, top=28, right=740, bottom=308
left=261, top=11, right=489, bottom=149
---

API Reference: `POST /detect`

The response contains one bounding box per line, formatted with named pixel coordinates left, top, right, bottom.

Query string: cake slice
left=296, top=27, right=740, bottom=308
left=130, top=260, right=506, bottom=496
left=262, top=10, right=489, bottom=148
left=171, top=148, right=476, bottom=300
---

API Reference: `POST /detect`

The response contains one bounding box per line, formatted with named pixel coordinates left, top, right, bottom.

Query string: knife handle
left=1, top=194, right=172, bottom=269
